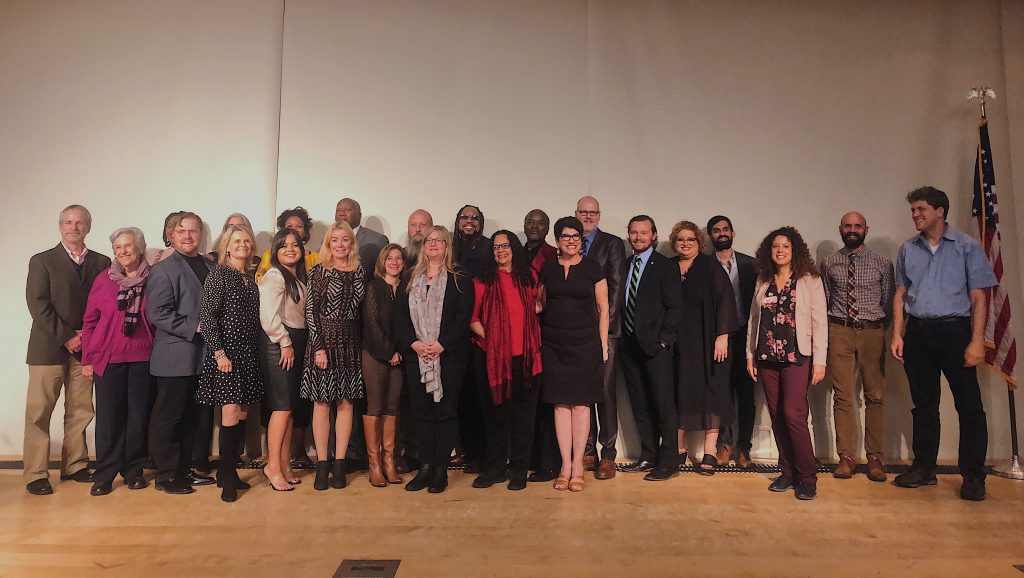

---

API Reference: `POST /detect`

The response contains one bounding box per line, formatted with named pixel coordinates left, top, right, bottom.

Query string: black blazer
left=393, top=269, right=475, bottom=365
left=586, top=229, right=627, bottom=338
left=145, top=251, right=213, bottom=377
left=26, top=244, right=110, bottom=364
left=735, top=251, right=756, bottom=323
left=620, top=250, right=684, bottom=357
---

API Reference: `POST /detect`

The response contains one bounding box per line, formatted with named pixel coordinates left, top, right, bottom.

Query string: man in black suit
left=707, top=215, right=757, bottom=468
left=24, top=205, right=110, bottom=495
left=146, top=212, right=214, bottom=494
left=575, top=196, right=625, bottom=479
left=618, top=216, right=684, bottom=480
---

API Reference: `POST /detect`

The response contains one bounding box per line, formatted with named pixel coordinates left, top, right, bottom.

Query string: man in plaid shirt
left=820, top=211, right=895, bottom=482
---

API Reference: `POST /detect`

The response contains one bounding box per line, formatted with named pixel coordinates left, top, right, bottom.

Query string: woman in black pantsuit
left=394, top=225, right=475, bottom=494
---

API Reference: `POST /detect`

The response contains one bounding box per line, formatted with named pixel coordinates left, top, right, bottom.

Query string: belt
left=828, top=316, right=883, bottom=330
left=908, top=315, right=969, bottom=325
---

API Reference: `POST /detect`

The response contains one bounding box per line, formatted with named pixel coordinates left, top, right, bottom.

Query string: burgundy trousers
left=758, top=359, right=816, bottom=485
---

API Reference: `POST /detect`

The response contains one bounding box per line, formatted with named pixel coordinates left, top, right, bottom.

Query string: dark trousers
left=93, top=361, right=153, bottom=484
left=530, top=399, right=560, bottom=472
left=473, top=349, right=540, bottom=474
left=191, top=402, right=213, bottom=464
left=149, top=376, right=199, bottom=483
left=718, top=330, right=756, bottom=452
left=457, top=366, right=487, bottom=462
left=586, top=337, right=619, bottom=461
left=620, top=337, right=678, bottom=468
left=759, top=359, right=816, bottom=485
left=406, top=359, right=466, bottom=468
left=903, top=316, right=988, bottom=482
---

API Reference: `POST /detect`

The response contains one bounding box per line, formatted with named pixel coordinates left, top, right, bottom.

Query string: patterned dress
left=755, top=277, right=799, bottom=363
left=301, top=264, right=366, bottom=401
left=197, top=265, right=263, bottom=405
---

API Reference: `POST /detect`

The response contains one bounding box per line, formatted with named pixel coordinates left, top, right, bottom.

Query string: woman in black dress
left=197, top=225, right=262, bottom=502
left=538, top=216, right=609, bottom=493
left=394, top=226, right=475, bottom=494
left=671, top=221, right=739, bottom=475
left=301, top=221, right=366, bottom=491
left=258, top=228, right=308, bottom=492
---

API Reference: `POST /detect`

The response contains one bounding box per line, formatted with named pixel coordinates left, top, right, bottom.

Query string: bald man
left=574, top=196, right=626, bottom=479
left=820, top=211, right=894, bottom=482
left=336, top=198, right=389, bottom=275
left=404, top=209, right=433, bottom=268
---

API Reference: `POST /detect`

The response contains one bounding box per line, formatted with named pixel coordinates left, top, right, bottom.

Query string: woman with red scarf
left=468, top=230, right=543, bottom=491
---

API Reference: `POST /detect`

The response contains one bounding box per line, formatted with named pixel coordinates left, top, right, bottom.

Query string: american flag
left=972, top=119, right=1017, bottom=387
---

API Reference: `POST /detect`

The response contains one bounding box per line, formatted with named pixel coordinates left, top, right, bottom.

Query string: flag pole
left=968, top=86, right=1023, bottom=480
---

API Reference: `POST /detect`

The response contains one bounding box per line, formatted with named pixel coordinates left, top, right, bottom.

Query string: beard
left=842, top=232, right=865, bottom=249
left=406, top=238, right=424, bottom=265
left=711, top=235, right=733, bottom=251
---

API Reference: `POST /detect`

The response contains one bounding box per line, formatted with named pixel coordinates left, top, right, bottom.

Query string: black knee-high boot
left=217, top=420, right=251, bottom=490
left=218, top=424, right=242, bottom=503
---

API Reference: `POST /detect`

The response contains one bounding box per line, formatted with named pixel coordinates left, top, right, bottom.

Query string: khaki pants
left=827, top=323, right=886, bottom=460
left=24, top=358, right=95, bottom=483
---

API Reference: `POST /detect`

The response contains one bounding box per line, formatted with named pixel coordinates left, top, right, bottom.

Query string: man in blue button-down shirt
left=890, top=186, right=997, bottom=501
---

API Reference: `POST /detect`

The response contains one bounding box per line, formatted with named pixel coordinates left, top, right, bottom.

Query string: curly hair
left=754, top=226, right=818, bottom=282
left=276, top=206, right=313, bottom=243
left=668, top=220, right=707, bottom=252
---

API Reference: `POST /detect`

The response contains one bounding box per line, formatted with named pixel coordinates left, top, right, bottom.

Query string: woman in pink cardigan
left=81, top=227, right=155, bottom=496
left=746, top=226, right=827, bottom=501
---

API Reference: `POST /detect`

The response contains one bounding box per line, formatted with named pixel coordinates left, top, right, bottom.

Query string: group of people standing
left=23, top=185, right=998, bottom=503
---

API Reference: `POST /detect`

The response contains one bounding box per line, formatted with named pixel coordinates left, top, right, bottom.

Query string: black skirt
left=259, top=326, right=308, bottom=412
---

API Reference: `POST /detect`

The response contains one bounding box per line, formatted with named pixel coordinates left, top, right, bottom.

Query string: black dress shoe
left=769, top=476, right=794, bottom=492
left=155, top=479, right=195, bottom=494
left=126, top=477, right=148, bottom=490
left=26, top=479, right=54, bottom=495
left=619, top=460, right=655, bottom=473
left=185, top=470, right=216, bottom=486
left=472, top=470, right=507, bottom=489
left=191, top=459, right=213, bottom=476
left=507, top=470, right=528, bottom=491
left=90, top=481, right=113, bottom=496
left=643, top=467, right=679, bottom=481
left=960, top=479, right=986, bottom=501
left=893, top=469, right=937, bottom=488
left=60, top=469, right=93, bottom=483
left=405, top=464, right=433, bottom=492
left=795, top=482, right=817, bottom=500
left=428, top=469, right=448, bottom=494
left=527, top=469, right=557, bottom=483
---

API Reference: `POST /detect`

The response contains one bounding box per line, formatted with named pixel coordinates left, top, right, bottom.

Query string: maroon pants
left=758, top=360, right=816, bottom=485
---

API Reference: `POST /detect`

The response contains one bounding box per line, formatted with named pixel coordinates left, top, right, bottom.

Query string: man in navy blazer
left=146, top=212, right=212, bottom=494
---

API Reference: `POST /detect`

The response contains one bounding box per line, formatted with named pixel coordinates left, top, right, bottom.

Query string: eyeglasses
left=424, top=238, right=446, bottom=246
left=559, top=234, right=582, bottom=242
left=492, top=242, right=511, bottom=251
left=458, top=214, right=482, bottom=221
left=676, top=237, right=699, bottom=245
left=576, top=210, right=600, bottom=218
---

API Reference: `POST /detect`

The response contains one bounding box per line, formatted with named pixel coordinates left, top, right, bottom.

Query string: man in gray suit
left=335, top=197, right=389, bottom=274
left=24, top=205, right=110, bottom=495
left=146, top=212, right=212, bottom=494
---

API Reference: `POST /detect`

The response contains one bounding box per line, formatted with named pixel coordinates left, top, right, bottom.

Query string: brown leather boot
left=736, top=449, right=753, bottom=469
left=834, top=454, right=856, bottom=479
left=363, top=416, right=386, bottom=487
left=382, top=415, right=402, bottom=484
left=716, top=445, right=732, bottom=466
left=866, top=456, right=887, bottom=482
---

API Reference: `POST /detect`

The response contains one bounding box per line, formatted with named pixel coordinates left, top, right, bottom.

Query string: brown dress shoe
left=716, top=446, right=732, bottom=466
left=866, top=456, right=887, bottom=482
left=833, top=455, right=856, bottom=479
left=594, top=459, right=616, bottom=480
left=583, top=455, right=597, bottom=472
left=736, top=449, right=753, bottom=469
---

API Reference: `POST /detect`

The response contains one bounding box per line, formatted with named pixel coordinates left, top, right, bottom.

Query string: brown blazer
left=26, top=244, right=111, bottom=365
left=746, top=274, right=828, bottom=366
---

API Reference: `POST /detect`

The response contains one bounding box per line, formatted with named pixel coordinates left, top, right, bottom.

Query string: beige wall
left=0, top=0, right=1019, bottom=462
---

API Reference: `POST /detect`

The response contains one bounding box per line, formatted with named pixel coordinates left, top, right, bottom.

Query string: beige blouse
left=258, top=267, right=307, bottom=347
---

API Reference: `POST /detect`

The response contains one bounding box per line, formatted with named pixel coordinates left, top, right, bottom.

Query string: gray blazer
left=356, top=226, right=389, bottom=275
left=145, top=251, right=211, bottom=377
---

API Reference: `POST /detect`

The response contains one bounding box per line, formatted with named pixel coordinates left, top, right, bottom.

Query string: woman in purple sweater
left=82, top=227, right=155, bottom=496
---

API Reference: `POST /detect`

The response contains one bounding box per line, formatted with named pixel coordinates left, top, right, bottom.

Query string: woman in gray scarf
left=393, top=226, right=475, bottom=494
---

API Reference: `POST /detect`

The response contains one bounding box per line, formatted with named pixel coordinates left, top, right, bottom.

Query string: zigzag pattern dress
left=300, top=264, right=366, bottom=402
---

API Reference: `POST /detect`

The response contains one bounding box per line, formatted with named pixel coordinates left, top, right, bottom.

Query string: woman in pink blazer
left=746, top=226, right=827, bottom=500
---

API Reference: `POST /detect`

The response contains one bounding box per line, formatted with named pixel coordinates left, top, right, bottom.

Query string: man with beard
left=404, top=209, right=433, bottom=269
left=820, top=211, right=894, bottom=482
left=706, top=216, right=757, bottom=469
left=523, top=209, right=557, bottom=273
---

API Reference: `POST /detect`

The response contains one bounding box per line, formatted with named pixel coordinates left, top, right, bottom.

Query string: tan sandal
left=568, top=476, right=585, bottom=492
left=553, top=476, right=569, bottom=491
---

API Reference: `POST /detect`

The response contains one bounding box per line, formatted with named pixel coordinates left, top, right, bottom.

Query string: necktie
left=582, top=236, right=590, bottom=256
left=624, top=255, right=641, bottom=334
left=847, top=253, right=859, bottom=323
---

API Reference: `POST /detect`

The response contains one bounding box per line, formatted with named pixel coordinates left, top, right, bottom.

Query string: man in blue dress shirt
left=890, top=186, right=997, bottom=501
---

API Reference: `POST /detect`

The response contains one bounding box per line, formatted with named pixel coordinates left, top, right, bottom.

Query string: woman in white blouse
left=258, top=229, right=309, bottom=491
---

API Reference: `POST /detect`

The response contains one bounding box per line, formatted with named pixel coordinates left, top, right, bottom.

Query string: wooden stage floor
left=1, top=469, right=1023, bottom=577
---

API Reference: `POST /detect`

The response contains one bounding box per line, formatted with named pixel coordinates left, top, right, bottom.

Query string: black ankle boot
left=218, top=424, right=242, bottom=503
left=428, top=467, right=448, bottom=494
left=330, top=459, right=347, bottom=489
left=405, top=464, right=433, bottom=492
left=314, top=461, right=330, bottom=491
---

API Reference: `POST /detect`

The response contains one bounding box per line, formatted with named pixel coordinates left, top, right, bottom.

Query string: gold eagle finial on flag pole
left=967, top=87, right=997, bottom=119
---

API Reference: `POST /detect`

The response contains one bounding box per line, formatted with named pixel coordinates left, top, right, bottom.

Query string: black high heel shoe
left=698, top=453, right=718, bottom=476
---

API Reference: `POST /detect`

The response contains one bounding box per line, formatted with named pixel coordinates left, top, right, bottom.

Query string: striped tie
left=847, top=252, right=859, bottom=323
left=624, top=255, right=641, bottom=334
